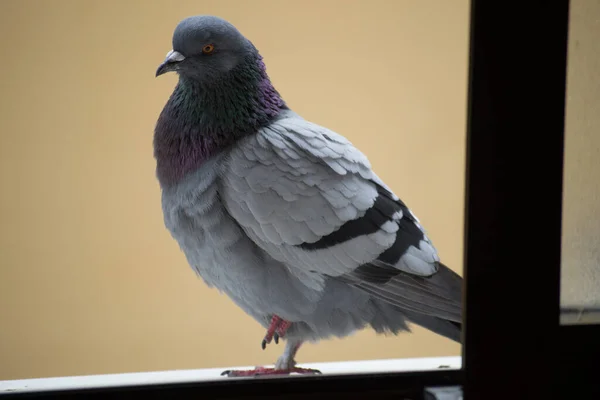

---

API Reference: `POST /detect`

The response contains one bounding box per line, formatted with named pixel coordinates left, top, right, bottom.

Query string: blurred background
left=560, top=0, right=600, bottom=325
left=0, top=0, right=470, bottom=379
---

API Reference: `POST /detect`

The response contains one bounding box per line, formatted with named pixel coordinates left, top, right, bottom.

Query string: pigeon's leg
left=273, top=320, right=292, bottom=344
left=261, top=315, right=292, bottom=349
left=221, top=340, right=322, bottom=377
left=273, top=341, right=320, bottom=373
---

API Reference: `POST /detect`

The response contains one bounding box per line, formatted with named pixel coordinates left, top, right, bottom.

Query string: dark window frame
left=6, top=0, right=599, bottom=399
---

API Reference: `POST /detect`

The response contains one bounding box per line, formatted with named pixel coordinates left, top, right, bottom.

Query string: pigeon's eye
left=202, top=44, right=215, bottom=54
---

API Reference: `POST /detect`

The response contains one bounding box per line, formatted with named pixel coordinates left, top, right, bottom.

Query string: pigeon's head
left=155, top=15, right=256, bottom=82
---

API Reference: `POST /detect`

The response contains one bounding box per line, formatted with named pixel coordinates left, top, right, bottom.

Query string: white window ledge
left=0, top=356, right=461, bottom=394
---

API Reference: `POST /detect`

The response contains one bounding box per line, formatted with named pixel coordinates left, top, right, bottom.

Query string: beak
left=155, top=50, right=186, bottom=77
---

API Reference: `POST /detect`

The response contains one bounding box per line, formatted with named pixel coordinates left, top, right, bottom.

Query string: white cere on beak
left=166, top=50, right=186, bottom=62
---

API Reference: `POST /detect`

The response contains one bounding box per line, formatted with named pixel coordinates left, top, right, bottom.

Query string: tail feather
left=403, top=311, right=462, bottom=343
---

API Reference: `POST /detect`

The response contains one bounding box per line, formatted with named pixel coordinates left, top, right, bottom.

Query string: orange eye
left=202, top=44, right=215, bottom=54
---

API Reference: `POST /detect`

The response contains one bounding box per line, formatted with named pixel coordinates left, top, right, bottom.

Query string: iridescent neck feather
left=153, top=54, right=287, bottom=187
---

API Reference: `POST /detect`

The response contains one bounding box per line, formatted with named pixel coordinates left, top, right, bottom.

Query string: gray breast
left=158, top=155, right=315, bottom=321
left=158, top=153, right=403, bottom=342
left=160, top=155, right=242, bottom=282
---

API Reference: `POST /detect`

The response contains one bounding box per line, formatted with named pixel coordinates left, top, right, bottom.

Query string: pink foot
left=221, top=366, right=322, bottom=377
left=261, top=315, right=292, bottom=349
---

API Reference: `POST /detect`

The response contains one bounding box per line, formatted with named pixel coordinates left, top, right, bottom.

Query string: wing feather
left=220, top=111, right=462, bottom=322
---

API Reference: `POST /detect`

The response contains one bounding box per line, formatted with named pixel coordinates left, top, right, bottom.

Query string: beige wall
left=561, top=0, right=600, bottom=310
left=0, top=0, right=469, bottom=380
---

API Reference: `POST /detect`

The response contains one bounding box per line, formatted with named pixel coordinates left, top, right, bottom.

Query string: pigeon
left=154, top=15, right=463, bottom=377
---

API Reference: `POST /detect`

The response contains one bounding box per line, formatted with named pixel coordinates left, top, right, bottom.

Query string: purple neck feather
left=153, top=55, right=286, bottom=188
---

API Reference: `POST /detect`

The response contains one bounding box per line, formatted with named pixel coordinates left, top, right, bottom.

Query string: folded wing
left=220, top=113, right=462, bottom=323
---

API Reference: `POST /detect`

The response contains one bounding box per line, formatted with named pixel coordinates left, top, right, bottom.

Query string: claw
left=274, top=332, right=279, bottom=344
